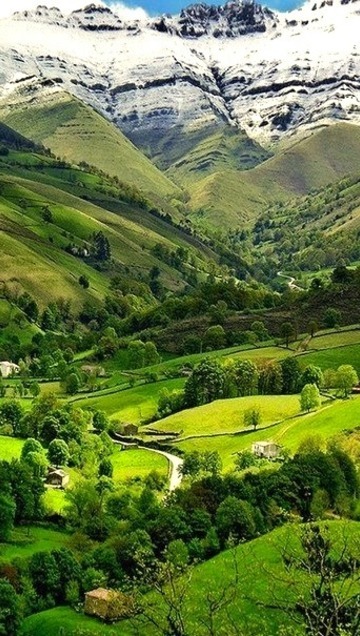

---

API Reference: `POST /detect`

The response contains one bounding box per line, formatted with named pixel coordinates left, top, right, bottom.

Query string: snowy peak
left=173, top=1, right=277, bottom=38
left=1, top=0, right=360, bottom=151
left=12, top=3, right=135, bottom=31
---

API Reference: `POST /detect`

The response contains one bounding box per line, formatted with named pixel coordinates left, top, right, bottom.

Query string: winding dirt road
left=277, top=271, right=304, bottom=292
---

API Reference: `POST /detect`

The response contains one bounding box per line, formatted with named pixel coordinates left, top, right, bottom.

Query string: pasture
left=174, top=396, right=360, bottom=470
left=0, top=525, right=70, bottom=561
left=21, top=521, right=359, bottom=636
left=74, top=378, right=185, bottom=423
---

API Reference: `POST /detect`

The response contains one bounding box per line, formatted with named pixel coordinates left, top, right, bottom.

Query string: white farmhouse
left=0, top=361, right=20, bottom=378
left=252, top=441, right=281, bottom=460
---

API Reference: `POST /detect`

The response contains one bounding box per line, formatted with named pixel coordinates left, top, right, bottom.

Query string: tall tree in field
left=300, top=383, right=321, bottom=413
left=93, top=231, right=111, bottom=261
left=336, top=365, right=358, bottom=398
left=243, top=408, right=261, bottom=431
left=280, top=321, right=295, bottom=348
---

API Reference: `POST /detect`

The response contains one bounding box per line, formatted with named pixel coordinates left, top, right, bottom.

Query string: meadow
left=147, top=394, right=302, bottom=438
left=174, top=396, right=360, bottom=470
left=0, top=526, right=70, bottom=562
left=0, top=435, right=24, bottom=459
left=74, top=378, right=185, bottom=423
left=110, top=446, right=168, bottom=480
left=20, top=520, right=359, bottom=636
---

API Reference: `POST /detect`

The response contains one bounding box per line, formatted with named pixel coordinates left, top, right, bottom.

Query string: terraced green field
left=307, top=329, right=360, bottom=350
left=21, top=520, right=360, bottom=636
left=298, top=343, right=360, bottom=374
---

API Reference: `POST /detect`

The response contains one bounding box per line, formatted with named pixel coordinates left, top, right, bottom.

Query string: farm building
left=46, top=467, right=70, bottom=489
left=81, top=365, right=106, bottom=377
left=0, top=361, right=20, bottom=378
left=252, top=441, right=281, bottom=460
left=122, top=423, right=139, bottom=436
left=84, top=588, right=135, bottom=621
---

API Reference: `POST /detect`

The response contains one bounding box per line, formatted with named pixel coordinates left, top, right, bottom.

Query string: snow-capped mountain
left=0, top=0, right=360, bottom=151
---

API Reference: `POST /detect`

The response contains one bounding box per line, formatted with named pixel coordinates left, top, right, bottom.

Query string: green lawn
left=0, top=525, right=70, bottom=561
left=307, top=329, right=360, bottom=350
left=147, top=394, right=301, bottom=438
left=142, top=343, right=288, bottom=378
left=298, top=343, right=360, bottom=374
left=110, top=447, right=168, bottom=481
left=174, top=396, right=360, bottom=470
left=0, top=435, right=24, bottom=459
left=74, top=378, right=185, bottom=423
left=21, top=520, right=360, bottom=636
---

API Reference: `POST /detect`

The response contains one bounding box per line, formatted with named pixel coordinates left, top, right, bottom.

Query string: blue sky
left=108, top=0, right=302, bottom=17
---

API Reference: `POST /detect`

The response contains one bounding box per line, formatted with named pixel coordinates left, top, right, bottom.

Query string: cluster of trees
left=0, top=441, right=357, bottom=634
left=157, top=358, right=358, bottom=419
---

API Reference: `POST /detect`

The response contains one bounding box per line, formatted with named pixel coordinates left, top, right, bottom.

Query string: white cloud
left=108, top=2, right=148, bottom=20
left=0, top=0, right=149, bottom=21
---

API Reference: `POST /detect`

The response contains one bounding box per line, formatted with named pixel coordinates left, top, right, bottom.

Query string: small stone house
left=252, top=441, right=281, bottom=460
left=84, top=588, right=135, bottom=622
left=0, top=361, right=20, bottom=378
left=122, top=423, right=139, bottom=437
left=46, top=467, right=70, bottom=489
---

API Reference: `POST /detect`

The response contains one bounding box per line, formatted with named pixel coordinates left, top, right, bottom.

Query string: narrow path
left=277, top=271, right=304, bottom=292
left=113, top=439, right=183, bottom=491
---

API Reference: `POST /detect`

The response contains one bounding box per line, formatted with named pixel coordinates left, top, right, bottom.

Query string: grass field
left=307, top=329, right=360, bottom=350
left=21, top=520, right=360, bottom=636
left=174, top=396, right=360, bottom=470
left=75, top=378, right=185, bottom=423
left=43, top=489, right=67, bottom=515
left=148, top=394, right=302, bottom=437
left=141, top=343, right=289, bottom=378
left=298, top=343, right=360, bottom=374
left=0, top=435, right=24, bottom=459
left=1, top=90, right=179, bottom=199
left=0, top=525, right=70, bottom=562
left=110, top=447, right=168, bottom=481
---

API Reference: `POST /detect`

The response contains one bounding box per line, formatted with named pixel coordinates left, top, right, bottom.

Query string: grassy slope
left=147, top=394, right=301, bottom=437
left=0, top=88, right=180, bottom=199
left=175, top=396, right=360, bottom=469
left=189, top=123, right=360, bottom=229
left=0, top=148, right=212, bottom=305
left=21, top=521, right=360, bottom=636
left=166, top=126, right=271, bottom=185
left=0, top=526, right=70, bottom=562
left=74, top=378, right=185, bottom=423
left=111, top=446, right=168, bottom=480
left=0, top=435, right=24, bottom=459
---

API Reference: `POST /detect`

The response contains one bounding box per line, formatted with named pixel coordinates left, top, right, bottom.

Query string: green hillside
left=0, top=136, right=216, bottom=307
left=174, top=396, right=360, bottom=469
left=189, top=123, right=360, bottom=230
left=21, top=521, right=360, bottom=636
left=166, top=125, right=271, bottom=185
left=0, top=86, right=180, bottom=200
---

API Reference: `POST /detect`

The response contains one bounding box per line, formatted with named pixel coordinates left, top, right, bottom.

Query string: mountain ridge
left=1, top=0, right=360, bottom=156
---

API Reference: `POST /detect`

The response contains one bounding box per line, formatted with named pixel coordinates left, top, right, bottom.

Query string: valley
left=0, top=1, right=360, bottom=634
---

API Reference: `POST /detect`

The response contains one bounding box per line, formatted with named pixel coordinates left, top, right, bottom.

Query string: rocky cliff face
left=0, top=0, right=360, bottom=154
